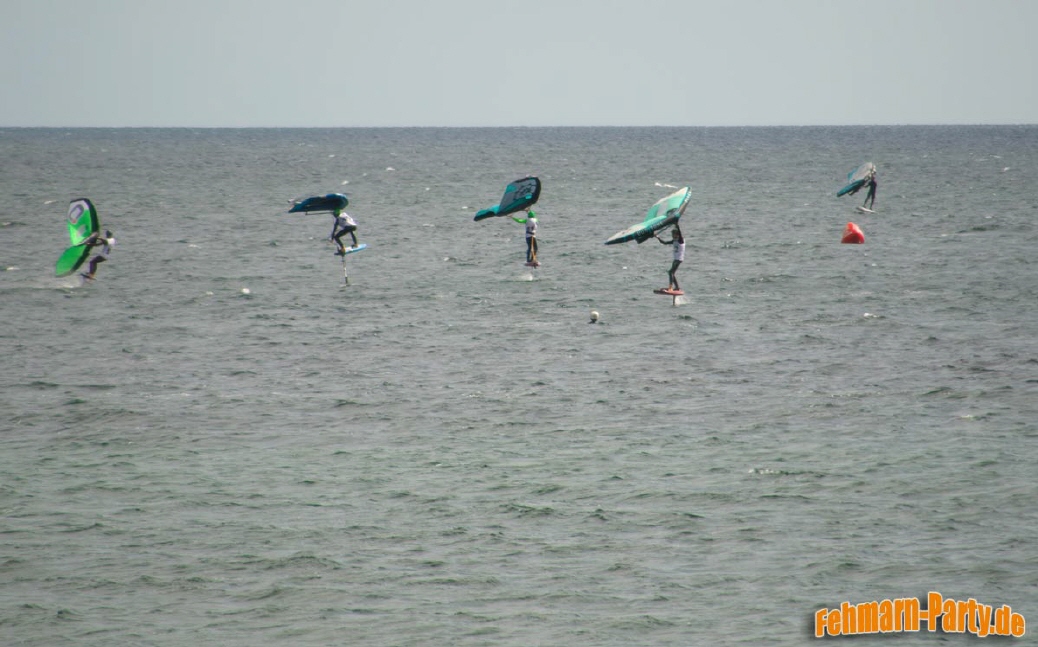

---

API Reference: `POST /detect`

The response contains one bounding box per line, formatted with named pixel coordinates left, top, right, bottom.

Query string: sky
left=2, top=0, right=1036, bottom=127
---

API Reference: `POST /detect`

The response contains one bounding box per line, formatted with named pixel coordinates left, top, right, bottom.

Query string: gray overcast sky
left=2, top=0, right=1036, bottom=127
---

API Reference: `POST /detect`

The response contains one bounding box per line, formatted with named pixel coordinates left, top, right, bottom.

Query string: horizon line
left=3, top=122, right=1037, bottom=130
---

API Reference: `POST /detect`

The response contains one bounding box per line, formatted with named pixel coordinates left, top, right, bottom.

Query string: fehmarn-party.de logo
left=815, top=592, right=1025, bottom=638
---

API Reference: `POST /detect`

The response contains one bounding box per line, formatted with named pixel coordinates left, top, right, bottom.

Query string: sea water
left=1, top=126, right=1036, bottom=645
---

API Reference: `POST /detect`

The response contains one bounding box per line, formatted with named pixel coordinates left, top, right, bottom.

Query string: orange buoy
left=841, top=222, right=865, bottom=244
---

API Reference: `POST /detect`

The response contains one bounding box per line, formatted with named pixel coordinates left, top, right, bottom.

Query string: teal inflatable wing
left=289, top=193, right=349, bottom=213
left=604, top=187, right=691, bottom=245
left=837, top=162, right=875, bottom=197
left=474, top=176, right=540, bottom=221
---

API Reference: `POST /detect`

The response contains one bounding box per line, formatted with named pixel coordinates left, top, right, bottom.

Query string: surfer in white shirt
left=330, top=209, right=359, bottom=254
left=656, top=225, right=684, bottom=291
left=512, top=209, right=538, bottom=264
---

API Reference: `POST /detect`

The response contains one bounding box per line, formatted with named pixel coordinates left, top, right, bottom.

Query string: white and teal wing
left=604, top=186, right=691, bottom=245
left=837, top=162, right=875, bottom=197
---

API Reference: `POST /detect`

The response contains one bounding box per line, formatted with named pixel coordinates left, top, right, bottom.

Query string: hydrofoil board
left=335, top=243, right=368, bottom=256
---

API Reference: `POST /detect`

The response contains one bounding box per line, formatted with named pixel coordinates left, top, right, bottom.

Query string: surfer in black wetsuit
left=330, top=209, right=358, bottom=254
left=863, top=172, right=877, bottom=209
left=80, top=230, right=114, bottom=280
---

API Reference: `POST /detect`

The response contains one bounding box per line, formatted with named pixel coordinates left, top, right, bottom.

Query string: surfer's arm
left=511, top=215, right=527, bottom=224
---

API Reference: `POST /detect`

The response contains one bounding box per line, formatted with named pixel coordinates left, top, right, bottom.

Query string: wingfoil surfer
left=331, top=209, right=359, bottom=254
left=863, top=171, right=877, bottom=209
left=656, top=225, right=684, bottom=292
left=80, top=230, right=115, bottom=280
left=512, top=208, right=538, bottom=264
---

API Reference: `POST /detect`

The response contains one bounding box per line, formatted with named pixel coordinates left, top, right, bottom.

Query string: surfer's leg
left=88, top=256, right=106, bottom=276
left=343, top=225, right=358, bottom=247
left=526, top=237, right=533, bottom=262
left=669, top=260, right=681, bottom=290
left=531, top=237, right=538, bottom=261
